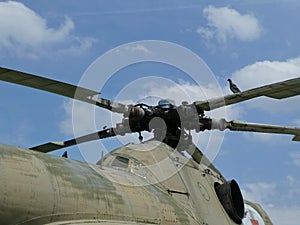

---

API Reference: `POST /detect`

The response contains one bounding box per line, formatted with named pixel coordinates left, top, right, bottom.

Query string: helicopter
left=0, top=66, right=300, bottom=225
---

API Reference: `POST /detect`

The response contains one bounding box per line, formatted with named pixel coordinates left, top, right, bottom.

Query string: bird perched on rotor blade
left=227, top=78, right=241, bottom=93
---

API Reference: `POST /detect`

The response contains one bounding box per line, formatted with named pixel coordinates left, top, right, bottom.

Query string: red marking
left=251, top=219, right=259, bottom=225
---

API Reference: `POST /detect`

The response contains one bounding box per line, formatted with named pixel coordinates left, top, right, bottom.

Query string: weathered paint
left=0, top=141, right=273, bottom=225
left=0, top=143, right=192, bottom=224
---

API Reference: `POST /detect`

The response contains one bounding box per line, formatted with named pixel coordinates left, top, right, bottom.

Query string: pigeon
left=227, top=79, right=241, bottom=93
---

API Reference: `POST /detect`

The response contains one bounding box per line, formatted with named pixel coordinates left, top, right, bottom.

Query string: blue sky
left=1, top=1, right=300, bottom=224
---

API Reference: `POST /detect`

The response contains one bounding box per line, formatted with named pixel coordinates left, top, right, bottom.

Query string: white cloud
left=231, top=57, right=300, bottom=89
left=0, top=1, right=94, bottom=59
left=242, top=182, right=276, bottom=205
left=59, top=100, right=93, bottom=136
left=241, top=179, right=300, bottom=225
left=124, top=44, right=151, bottom=54
left=198, top=5, right=263, bottom=43
left=220, top=56, right=300, bottom=146
left=228, top=56, right=300, bottom=115
left=60, top=99, right=120, bottom=136
left=267, top=180, right=300, bottom=225
left=197, top=27, right=214, bottom=40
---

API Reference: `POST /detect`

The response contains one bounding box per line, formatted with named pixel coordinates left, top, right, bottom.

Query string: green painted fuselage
left=0, top=141, right=271, bottom=225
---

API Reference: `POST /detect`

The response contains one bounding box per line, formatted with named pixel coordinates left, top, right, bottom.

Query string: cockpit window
left=111, top=156, right=129, bottom=168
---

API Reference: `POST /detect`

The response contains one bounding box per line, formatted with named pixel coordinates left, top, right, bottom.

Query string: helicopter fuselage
left=0, top=140, right=270, bottom=225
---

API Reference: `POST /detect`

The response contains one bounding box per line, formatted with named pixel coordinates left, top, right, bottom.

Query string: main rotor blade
left=0, top=67, right=129, bottom=113
left=225, top=120, right=300, bottom=141
left=30, top=128, right=116, bottom=153
left=194, top=77, right=300, bottom=111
